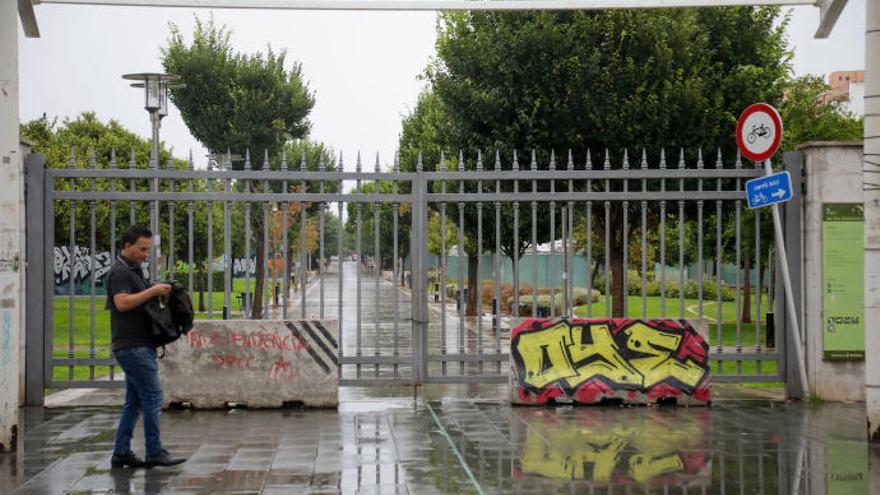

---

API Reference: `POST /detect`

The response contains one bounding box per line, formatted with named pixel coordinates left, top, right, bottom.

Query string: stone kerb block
left=510, top=318, right=711, bottom=406
left=159, top=320, right=339, bottom=408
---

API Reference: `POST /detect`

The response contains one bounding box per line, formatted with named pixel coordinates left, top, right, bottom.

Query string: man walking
left=107, top=225, right=185, bottom=469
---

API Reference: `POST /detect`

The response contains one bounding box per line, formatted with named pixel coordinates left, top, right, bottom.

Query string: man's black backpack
left=145, top=281, right=195, bottom=349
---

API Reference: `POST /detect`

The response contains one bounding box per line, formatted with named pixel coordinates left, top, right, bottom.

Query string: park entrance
left=24, top=145, right=795, bottom=396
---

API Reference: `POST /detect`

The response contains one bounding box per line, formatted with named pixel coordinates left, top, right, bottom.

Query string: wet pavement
left=1, top=388, right=877, bottom=494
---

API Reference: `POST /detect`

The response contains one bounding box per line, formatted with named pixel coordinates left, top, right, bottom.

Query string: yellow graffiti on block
left=516, top=322, right=578, bottom=389
left=628, top=452, right=686, bottom=482
left=623, top=323, right=705, bottom=389
left=565, top=324, right=641, bottom=389
left=513, top=320, right=709, bottom=393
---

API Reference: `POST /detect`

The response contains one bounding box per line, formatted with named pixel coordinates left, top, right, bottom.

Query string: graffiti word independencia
left=511, top=319, right=711, bottom=404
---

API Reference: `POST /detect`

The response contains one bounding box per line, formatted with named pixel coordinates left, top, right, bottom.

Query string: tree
left=780, top=75, right=864, bottom=151
left=162, top=17, right=317, bottom=318
left=345, top=180, right=413, bottom=283
left=401, top=7, right=792, bottom=317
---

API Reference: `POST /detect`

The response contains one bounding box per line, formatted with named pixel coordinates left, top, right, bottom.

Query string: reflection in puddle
left=512, top=407, right=711, bottom=488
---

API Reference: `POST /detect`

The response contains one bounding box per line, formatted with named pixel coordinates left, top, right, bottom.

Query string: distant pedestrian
left=106, top=225, right=186, bottom=469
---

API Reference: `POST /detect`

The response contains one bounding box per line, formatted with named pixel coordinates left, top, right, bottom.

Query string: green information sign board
left=822, top=203, right=865, bottom=361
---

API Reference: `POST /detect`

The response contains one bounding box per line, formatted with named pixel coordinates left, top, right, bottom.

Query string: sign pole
left=764, top=159, right=809, bottom=395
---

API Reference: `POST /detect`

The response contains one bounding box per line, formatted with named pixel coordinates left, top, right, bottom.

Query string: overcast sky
left=18, top=0, right=866, bottom=171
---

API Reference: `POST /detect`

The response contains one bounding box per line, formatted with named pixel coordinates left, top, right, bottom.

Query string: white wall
left=799, top=142, right=865, bottom=401
left=0, top=0, right=22, bottom=451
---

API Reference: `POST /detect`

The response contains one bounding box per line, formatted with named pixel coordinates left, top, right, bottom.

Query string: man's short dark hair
left=122, top=225, right=153, bottom=248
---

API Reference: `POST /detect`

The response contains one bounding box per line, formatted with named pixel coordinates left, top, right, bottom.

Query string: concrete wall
left=160, top=320, right=339, bottom=408
left=0, top=0, right=22, bottom=452
left=798, top=142, right=865, bottom=401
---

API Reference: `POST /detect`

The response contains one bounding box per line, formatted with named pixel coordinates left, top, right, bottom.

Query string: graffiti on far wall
left=511, top=318, right=711, bottom=405
left=54, top=246, right=114, bottom=287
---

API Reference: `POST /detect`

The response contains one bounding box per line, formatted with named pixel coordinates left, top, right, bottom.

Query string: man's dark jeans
left=112, top=346, right=164, bottom=457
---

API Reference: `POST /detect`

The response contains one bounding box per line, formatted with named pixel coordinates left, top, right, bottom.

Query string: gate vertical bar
left=244, top=150, right=252, bottom=317
left=735, top=151, right=743, bottom=373
left=476, top=150, right=484, bottom=372
left=188, top=152, right=194, bottom=298
left=374, top=153, right=381, bottom=377
left=697, top=149, right=705, bottom=318
left=88, top=150, right=97, bottom=380
left=659, top=149, right=667, bottom=318
left=67, top=148, right=76, bottom=381
left=493, top=150, right=501, bottom=372
left=151, top=146, right=159, bottom=283
left=25, top=153, right=46, bottom=404
left=586, top=150, right=593, bottom=318
left=207, top=158, right=214, bottom=319
left=716, top=150, right=725, bottom=371
left=355, top=152, right=363, bottom=377
left=678, top=149, right=686, bottom=318
left=392, top=152, right=400, bottom=377
left=168, top=157, right=175, bottom=281
left=263, top=151, right=270, bottom=319
left=412, top=153, right=428, bottom=384
left=440, top=152, right=447, bottom=374
left=567, top=150, right=574, bottom=318
left=224, top=152, right=232, bottom=318
left=513, top=150, right=520, bottom=317
left=319, top=155, right=326, bottom=320
left=300, top=150, right=308, bottom=319
left=108, top=150, right=117, bottom=381
left=457, top=151, right=465, bottom=374
left=622, top=149, right=629, bottom=317
left=282, top=150, right=289, bottom=320
left=44, top=156, right=55, bottom=391
left=604, top=150, right=611, bottom=318
left=129, top=150, right=136, bottom=226
left=530, top=150, right=538, bottom=318
left=640, top=149, right=647, bottom=319
left=549, top=151, right=556, bottom=318
left=337, top=152, right=344, bottom=366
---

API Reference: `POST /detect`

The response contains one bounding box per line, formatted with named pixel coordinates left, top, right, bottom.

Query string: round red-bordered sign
left=736, top=103, right=783, bottom=163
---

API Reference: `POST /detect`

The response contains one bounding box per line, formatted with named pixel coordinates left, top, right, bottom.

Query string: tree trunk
left=610, top=233, right=626, bottom=318
left=466, top=253, right=479, bottom=317
left=742, top=252, right=752, bottom=324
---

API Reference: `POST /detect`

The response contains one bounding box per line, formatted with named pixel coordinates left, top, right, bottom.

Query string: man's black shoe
left=145, top=449, right=186, bottom=467
left=111, top=451, right=147, bottom=469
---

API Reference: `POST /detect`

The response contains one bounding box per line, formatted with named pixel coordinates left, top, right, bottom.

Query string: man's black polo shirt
left=105, top=255, right=154, bottom=352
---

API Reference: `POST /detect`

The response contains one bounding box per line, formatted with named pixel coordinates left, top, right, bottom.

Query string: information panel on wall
left=822, top=203, right=865, bottom=361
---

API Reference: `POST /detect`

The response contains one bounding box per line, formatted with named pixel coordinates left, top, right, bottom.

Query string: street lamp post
left=122, top=72, right=184, bottom=281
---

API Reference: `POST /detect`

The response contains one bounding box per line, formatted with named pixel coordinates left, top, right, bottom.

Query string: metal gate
left=25, top=145, right=791, bottom=398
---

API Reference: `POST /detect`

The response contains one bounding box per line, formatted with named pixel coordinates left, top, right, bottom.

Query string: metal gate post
left=781, top=151, right=806, bottom=399
left=410, top=160, right=429, bottom=384
left=24, top=153, right=46, bottom=405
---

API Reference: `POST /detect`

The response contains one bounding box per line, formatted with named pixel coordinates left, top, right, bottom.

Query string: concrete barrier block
left=510, top=318, right=711, bottom=406
left=159, top=320, right=339, bottom=408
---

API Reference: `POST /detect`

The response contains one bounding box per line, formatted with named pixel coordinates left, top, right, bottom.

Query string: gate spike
left=735, top=149, right=743, bottom=169
left=458, top=150, right=464, bottom=171
left=417, top=151, right=424, bottom=172
left=281, top=148, right=288, bottom=170
left=110, top=148, right=117, bottom=169
left=301, top=148, right=307, bottom=171
left=129, top=149, right=136, bottom=170
left=586, top=149, right=592, bottom=169
left=244, top=149, right=252, bottom=170
left=641, top=148, right=648, bottom=169
left=678, top=148, right=686, bottom=169
left=68, top=146, right=76, bottom=168
left=375, top=151, right=381, bottom=172
left=660, top=148, right=667, bottom=169
left=603, top=149, right=610, bottom=170
left=715, top=147, right=723, bottom=169
left=263, top=149, right=270, bottom=171
left=530, top=149, right=537, bottom=170
left=356, top=150, right=362, bottom=172
left=189, top=150, right=195, bottom=170
left=550, top=149, right=556, bottom=169
left=512, top=149, right=519, bottom=169
left=567, top=149, right=573, bottom=170
left=225, top=149, right=232, bottom=170
left=476, top=149, right=483, bottom=170
left=89, top=148, right=97, bottom=169
left=623, top=149, right=630, bottom=170
left=697, top=148, right=704, bottom=169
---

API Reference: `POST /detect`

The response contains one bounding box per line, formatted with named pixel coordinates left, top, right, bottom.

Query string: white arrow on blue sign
left=745, top=171, right=793, bottom=209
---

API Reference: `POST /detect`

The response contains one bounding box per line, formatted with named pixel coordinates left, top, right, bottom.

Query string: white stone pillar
left=0, top=0, right=22, bottom=452
left=865, top=0, right=880, bottom=442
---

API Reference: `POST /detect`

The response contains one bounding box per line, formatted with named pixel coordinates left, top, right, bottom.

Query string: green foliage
left=162, top=17, right=314, bottom=157
left=780, top=75, right=864, bottom=151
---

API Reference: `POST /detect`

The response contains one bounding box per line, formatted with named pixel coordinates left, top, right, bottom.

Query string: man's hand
left=114, top=283, right=171, bottom=313
left=149, top=283, right=172, bottom=298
